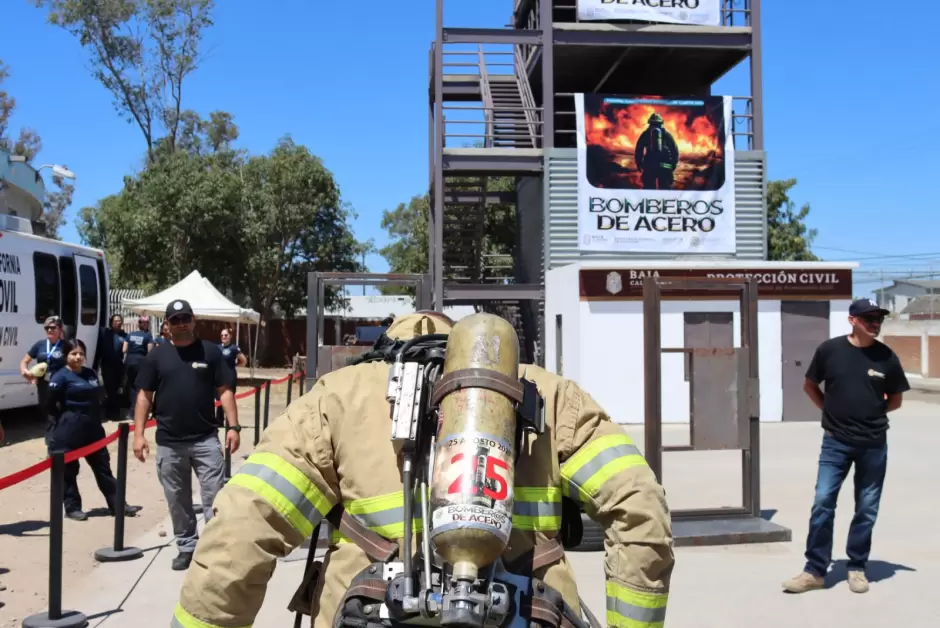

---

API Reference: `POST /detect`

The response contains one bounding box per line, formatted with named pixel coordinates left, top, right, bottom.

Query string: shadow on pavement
left=0, top=406, right=47, bottom=447
left=826, top=559, right=916, bottom=588
left=0, top=519, right=49, bottom=537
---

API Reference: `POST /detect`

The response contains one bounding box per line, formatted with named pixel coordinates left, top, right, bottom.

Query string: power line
left=820, top=250, right=940, bottom=262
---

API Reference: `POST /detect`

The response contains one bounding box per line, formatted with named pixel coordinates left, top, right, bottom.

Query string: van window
left=79, top=265, right=98, bottom=325
left=34, top=252, right=60, bottom=323
left=95, top=257, right=108, bottom=328
left=59, top=257, right=78, bottom=330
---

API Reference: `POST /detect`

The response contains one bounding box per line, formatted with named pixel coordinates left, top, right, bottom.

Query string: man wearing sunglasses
left=131, top=299, right=241, bottom=571
left=783, top=298, right=910, bottom=595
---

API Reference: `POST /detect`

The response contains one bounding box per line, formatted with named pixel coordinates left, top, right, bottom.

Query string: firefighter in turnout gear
left=634, top=112, right=679, bottom=190
left=171, top=311, right=675, bottom=628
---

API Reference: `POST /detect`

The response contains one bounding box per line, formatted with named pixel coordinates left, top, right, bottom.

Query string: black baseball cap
left=166, top=299, right=194, bottom=319
left=849, top=298, right=889, bottom=318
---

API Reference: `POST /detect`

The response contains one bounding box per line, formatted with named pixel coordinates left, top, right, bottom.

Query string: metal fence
left=108, top=288, right=156, bottom=329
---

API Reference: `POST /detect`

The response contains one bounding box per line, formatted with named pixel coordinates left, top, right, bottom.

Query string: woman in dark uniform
left=97, top=314, right=127, bottom=418
left=20, top=316, right=69, bottom=419
left=215, top=328, right=246, bottom=426
left=154, top=320, right=171, bottom=346
left=47, top=339, right=142, bottom=521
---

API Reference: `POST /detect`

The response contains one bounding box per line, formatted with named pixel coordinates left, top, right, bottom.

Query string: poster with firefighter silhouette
left=575, top=94, right=736, bottom=253
left=429, top=431, right=514, bottom=544
left=576, top=0, right=721, bottom=25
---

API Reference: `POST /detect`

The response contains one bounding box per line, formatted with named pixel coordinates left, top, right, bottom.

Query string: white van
left=0, top=215, right=109, bottom=411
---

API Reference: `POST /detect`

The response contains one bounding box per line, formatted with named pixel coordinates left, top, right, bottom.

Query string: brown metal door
left=683, top=312, right=734, bottom=381
left=781, top=301, right=831, bottom=422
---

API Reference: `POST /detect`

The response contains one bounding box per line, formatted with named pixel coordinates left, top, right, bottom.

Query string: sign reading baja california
left=576, top=0, right=722, bottom=25
left=430, top=431, right=514, bottom=544
left=575, top=94, right=736, bottom=253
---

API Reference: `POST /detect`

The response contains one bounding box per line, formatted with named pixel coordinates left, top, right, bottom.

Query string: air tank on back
left=429, top=313, right=519, bottom=582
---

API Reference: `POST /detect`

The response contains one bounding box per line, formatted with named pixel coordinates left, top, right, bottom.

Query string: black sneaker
left=171, top=552, right=193, bottom=571
left=109, top=504, right=143, bottom=517
left=66, top=510, right=88, bottom=521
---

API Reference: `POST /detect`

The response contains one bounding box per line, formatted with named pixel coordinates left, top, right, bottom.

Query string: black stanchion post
left=253, top=385, right=261, bottom=446
left=94, top=424, right=143, bottom=563
left=23, top=453, right=88, bottom=628
left=286, top=371, right=294, bottom=405
left=224, top=441, right=232, bottom=480
left=262, top=382, right=271, bottom=430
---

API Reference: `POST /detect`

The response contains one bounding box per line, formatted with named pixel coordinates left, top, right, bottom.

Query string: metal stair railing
left=513, top=46, right=541, bottom=148
left=477, top=46, right=495, bottom=148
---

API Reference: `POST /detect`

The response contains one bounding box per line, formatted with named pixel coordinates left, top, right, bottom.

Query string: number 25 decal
left=447, top=452, right=509, bottom=501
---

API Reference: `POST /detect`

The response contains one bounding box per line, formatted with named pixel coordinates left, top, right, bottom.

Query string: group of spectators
left=1, top=300, right=247, bottom=574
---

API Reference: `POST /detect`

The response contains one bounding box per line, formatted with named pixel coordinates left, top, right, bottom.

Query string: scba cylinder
left=429, top=313, right=520, bottom=581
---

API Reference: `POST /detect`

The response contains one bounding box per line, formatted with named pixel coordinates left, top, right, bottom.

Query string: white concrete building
left=874, top=279, right=940, bottom=315
left=545, top=260, right=859, bottom=425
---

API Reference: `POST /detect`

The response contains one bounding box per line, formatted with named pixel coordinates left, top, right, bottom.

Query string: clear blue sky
left=1, top=0, right=937, bottom=296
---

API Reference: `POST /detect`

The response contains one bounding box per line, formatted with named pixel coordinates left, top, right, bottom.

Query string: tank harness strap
left=345, top=579, right=389, bottom=602
left=504, top=536, right=565, bottom=574
left=526, top=580, right=593, bottom=628
left=430, top=368, right=525, bottom=407
left=326, top=505, right=400, bottom=562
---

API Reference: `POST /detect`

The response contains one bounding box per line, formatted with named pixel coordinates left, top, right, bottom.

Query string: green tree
left=767, top=178, right=819, bottom=261
left=379, top=193, right=430, bottom=279
left=78, top=113, right=369, bottom=320
left=233, top=136, right=372, bottom=318
left=32, top=0, right=215, bottom=163
left=0, top=59, right=73, bottom=238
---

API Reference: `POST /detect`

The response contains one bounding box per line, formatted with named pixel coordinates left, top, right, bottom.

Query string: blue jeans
left=804, top=432, right=888, bottom=577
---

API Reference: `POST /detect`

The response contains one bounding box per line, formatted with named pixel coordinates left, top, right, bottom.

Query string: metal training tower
left=428, top=0, right=764, bottom=365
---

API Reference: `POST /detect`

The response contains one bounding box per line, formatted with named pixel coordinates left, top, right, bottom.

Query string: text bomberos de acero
left=588, top=197, right=724, bottom=233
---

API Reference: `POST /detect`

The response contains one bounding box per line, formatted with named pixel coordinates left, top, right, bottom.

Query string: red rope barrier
left=0, top=371, right=304, bottom=492
left=0, top=458, right=52, bottom=491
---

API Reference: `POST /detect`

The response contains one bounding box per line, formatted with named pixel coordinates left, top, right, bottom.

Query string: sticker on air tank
left=430, top=431, right=514, bottom=542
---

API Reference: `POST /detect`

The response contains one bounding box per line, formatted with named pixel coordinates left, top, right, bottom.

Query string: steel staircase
left=477, top=46, right=539, bottom=149
left=442, top=176, right=487, bottom=282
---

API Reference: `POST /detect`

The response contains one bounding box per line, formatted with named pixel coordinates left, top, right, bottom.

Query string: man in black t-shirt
left=783, top=298, right=910, bottom=596
left=131, top=299, right=241, bottom=571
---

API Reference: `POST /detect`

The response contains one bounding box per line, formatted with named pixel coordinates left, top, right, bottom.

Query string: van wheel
left=569, top=513, right=605, bottom=552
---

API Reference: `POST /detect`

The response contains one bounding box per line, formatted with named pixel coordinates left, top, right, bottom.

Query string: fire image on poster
left=575, top=94, right=736, bottom=253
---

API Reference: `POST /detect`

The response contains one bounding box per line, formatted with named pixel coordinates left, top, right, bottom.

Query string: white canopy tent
left=122, top=270, right=261, bottom=373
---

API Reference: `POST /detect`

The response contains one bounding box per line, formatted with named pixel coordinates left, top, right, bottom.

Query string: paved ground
left=3, top=391, right=939, bottom=627
left=0, top=371, right=298, bottom=627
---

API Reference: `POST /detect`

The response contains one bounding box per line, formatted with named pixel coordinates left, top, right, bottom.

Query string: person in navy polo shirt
left=215, top=328, right=246, bottom=426
left=96, top=314, right=128, bottom=418
left=783, top=298, right=910, bottom=595
left=47, top=339, right=143, bottom=521
left=123, top=316, right=154, bottom=418
left=20, top=315, right=69, bottom=419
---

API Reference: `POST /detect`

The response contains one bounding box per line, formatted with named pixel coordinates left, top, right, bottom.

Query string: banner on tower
left=576, top=0, right=722, bottom=25
left=575, top=94, right=736, bottom=254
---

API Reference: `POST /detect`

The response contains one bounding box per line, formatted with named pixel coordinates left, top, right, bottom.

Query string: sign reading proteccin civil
left=576, top=0, right=721, bottom=25
left=579, top=268, right=854, bottom=301
left=575, top=94, right=736, bottom=254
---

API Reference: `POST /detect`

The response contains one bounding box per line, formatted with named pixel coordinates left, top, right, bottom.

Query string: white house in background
left=323, top=295, right=476, bottom=321
left=874, top=279, right=940, bottom=314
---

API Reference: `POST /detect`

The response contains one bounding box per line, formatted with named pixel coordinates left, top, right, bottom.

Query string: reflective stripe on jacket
left=174, top=362, right=674, bottom=628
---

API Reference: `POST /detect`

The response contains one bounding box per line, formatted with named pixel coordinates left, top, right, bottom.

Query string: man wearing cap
left=783, top=298, right=910, bottom=595
left=132, top=299, right=241, bottom=571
